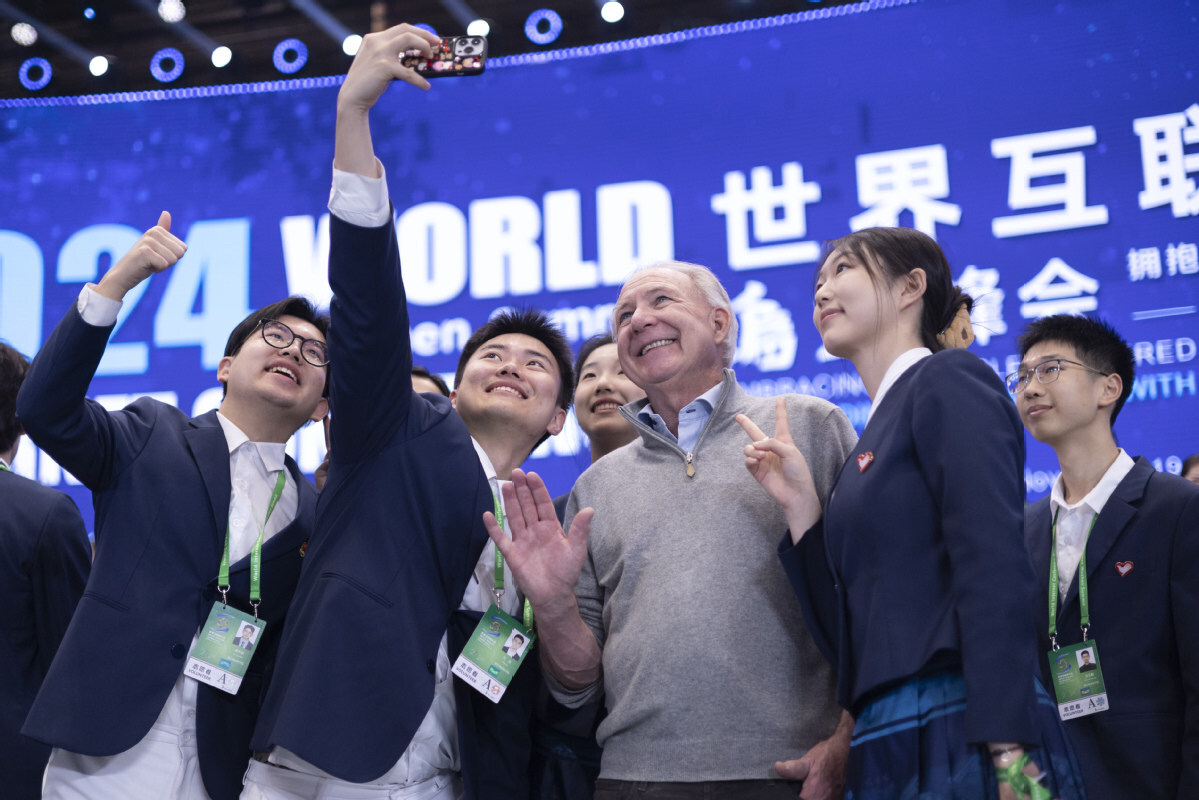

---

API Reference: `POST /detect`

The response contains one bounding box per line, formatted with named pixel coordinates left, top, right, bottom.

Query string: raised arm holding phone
left=244, top=24, right=573, bottom=800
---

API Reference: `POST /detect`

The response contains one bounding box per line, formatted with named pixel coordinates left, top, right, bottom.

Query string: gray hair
left=613, top=261, right=738, bottom=368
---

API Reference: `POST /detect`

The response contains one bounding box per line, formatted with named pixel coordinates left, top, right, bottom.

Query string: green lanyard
left=0, top=461, right=11, bottom=472
left=1047, top=507, right=1098, bottom=650
left=219, top=468, right=286, bottom=619
left=997, top=754, right=1053, bottom=800
left=491, top=488, right=535, bottom=631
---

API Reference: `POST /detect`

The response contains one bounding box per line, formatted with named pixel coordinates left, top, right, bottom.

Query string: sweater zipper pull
left=685, top=452, right=695, bottom=478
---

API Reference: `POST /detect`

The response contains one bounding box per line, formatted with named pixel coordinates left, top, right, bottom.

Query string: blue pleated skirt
left=846, top=672, right=1087, bottom=800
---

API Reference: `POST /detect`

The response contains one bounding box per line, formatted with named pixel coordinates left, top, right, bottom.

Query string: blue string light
left=150, top=48, right=185, bottom=83
left=18, top=58, right=52, bottom=91
left=525, top=9, right=564, bottom=45
left=273, top=38, right=309, bottom=74
left=493, top=0, right=916, bottom=69
left=0, top=0, right=915, bottom=106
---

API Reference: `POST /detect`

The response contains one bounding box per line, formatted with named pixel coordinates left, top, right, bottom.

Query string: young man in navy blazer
left=0, top=342, right=91, bottom=799
left=242, top=23, right=574, bottom=800
left=1014, top=314, right=1199, bottom=800
left=17, top=213, right=330, bottom=800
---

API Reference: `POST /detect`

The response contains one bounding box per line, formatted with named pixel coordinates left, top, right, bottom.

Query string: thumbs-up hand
left=95, top=210, right=187, bottom=301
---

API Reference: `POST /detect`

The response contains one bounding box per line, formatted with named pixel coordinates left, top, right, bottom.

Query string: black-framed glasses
left=1004, top=358, right=1107, bottom=393
left=259, top=319, right=329, bottom=367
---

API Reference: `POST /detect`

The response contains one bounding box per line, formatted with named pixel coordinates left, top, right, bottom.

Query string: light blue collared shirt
left=636, top=382, right=724, bottom=454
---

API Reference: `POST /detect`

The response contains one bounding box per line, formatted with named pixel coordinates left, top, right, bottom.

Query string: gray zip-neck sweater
left=556, top=369, right=857, bottom=781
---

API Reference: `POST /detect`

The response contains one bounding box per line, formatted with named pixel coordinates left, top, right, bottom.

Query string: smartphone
left=401, top=36, right=488, bottom=78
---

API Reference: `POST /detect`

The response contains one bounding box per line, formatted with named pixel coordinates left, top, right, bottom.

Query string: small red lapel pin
left=1115, top=561, right=1133, bottom=577
left=857, top=452, right=874, bottom=472
left=299, top=541, right=308, bottom=558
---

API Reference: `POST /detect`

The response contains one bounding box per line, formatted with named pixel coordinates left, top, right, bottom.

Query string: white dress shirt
left=1049, top=449, right=1136, bottom=599
left=217, top=413, right=295, bottom=564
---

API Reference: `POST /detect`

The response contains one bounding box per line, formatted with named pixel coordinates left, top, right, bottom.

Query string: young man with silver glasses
left=1011, top=313, right=1199, bottom=800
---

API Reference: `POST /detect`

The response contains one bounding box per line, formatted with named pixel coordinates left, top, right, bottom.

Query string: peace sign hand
left=736, top=397, right=822, bottom=542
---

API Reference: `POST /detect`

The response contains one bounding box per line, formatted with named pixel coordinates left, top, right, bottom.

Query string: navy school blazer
left=1026, top=457, right=1199, bottom=800
left=250, top=214, right=530, bottom=795
left=0, top=468, right=91, bottom=799
left=780, top=349, right=1041, bottom=745
left=16, top=307, right=314, bottom=800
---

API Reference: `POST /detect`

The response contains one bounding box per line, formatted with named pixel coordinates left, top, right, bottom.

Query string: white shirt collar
left=868, top=348, right=933, bottom=424
left=216, top=412, right=287, bottom=474
left=470, top=437, right=499, bottom=483
left=1050, top=449, right=1136, bottom=517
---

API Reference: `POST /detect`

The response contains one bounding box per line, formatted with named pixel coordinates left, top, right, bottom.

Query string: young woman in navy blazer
left=738, top=227, right=1086, bottom=799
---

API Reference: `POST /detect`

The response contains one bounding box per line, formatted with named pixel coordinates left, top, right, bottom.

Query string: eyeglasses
left=1004, top=358, right=1107, bottom=393
left=259, top=319, right=329, bottom=367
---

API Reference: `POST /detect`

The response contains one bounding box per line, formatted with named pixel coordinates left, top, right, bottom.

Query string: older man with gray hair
left=489, top=262, right=857, bottom=799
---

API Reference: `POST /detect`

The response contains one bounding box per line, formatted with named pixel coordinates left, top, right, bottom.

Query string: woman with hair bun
left=737, top=227, right=1085, bottom=799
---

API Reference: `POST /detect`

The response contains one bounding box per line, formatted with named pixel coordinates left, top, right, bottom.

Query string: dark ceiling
left=0, top=0, right=860, bottom=99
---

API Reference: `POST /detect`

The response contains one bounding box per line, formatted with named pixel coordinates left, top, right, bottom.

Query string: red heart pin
left=1115, top=561, right=1133, bottom=577
left=857, top=452, right=874, bottom=472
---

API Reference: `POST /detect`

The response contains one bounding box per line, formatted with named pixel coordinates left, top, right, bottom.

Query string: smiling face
left=217, top=313, right=329, bottom=428
left=612, top=268, right=730, bottom=403
left=812, top=245, right=905, bottom=361
left=573, top=342, right=645, bottom=444
left=1015, top=340, right=1117, bottom=448
left=450, top=332, right=566, bottom=444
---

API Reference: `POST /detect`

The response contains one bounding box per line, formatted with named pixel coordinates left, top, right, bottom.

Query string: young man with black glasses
left=1012, top=313, right=1199, bottom=800
left=17, top=211, right=330, bottom=800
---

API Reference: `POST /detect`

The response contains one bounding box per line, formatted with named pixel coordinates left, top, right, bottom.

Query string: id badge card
left=183, top=603, right=265, bottom=695
left=452, top=603, right=534, bottom=704
left=1047, top=639, right=1109, bottom=721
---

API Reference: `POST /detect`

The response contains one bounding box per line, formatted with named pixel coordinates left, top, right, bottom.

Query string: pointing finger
left=735, top=412, right=767, bottom=442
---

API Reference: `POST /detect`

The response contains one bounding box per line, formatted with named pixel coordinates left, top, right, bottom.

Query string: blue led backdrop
left=2, top=0, right=1196, bottom=531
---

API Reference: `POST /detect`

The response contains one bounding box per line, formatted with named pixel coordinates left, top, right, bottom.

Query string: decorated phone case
left=401, top=36, right=488, bottom=77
